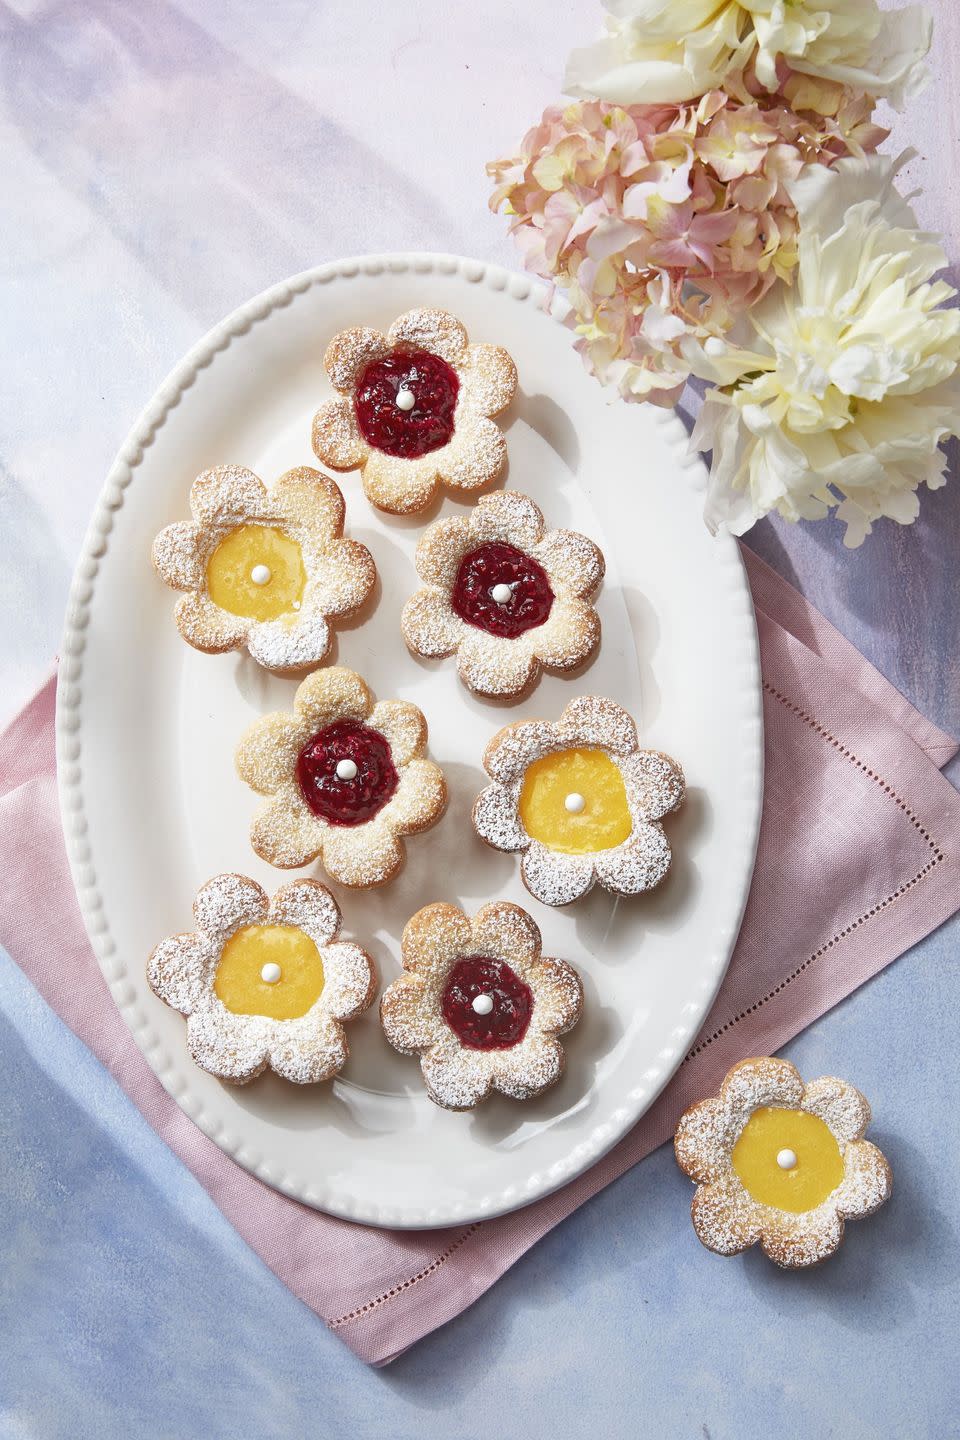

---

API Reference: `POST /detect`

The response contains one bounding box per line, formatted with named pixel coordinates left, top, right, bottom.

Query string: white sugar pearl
left=777, top=1148, right=798, bottom=1170
left=396, top=387, right=415, bottom=412
left=335, top=758, right=358, bottom=781
left=564, top=792, right=586, bottom=814
left=250, top=564, right=272, bottom=586
left=261, top=963, right=282, bottom=984
left=490, top=583, right=513, bottom=604
left=472, top=993, right=494, bottom=1016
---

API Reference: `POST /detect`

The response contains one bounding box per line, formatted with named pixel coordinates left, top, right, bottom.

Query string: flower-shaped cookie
left=311, top=308, right=518, bottom=514
left=472, top=696, right=685, bottom=906
left=401, top=490, right=604, bottom=699
left=236, top=666, right=446, bottom=887
left=152, top=465, right=376, bottom=674
left=380, top=901, right=583, bottom=1109
left=675, top=1058, right=892, bottom=1269
left=147, top=874, right=377, bottom=1084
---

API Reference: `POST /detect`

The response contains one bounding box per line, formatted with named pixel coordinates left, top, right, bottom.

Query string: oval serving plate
left=57, top=253, right=762, bottom=1228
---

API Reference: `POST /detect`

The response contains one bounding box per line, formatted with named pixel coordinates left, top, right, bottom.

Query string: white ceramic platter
left=57, top=254, right=762, bottom=1228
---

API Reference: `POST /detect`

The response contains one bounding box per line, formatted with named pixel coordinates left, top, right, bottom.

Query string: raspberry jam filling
left=296, top=719, right=398, bottom=826
left=441, top=956, right=534, bottom=1051
left=354, top=347, right=459, bottom=459
left=451, top=541, right=554, bottom=639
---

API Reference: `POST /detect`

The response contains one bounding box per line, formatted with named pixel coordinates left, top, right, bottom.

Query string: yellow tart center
left=518, top=747, right=632, bottom=854
left=206, top=524, right=306, bottom=621
left=214, top=925, right=324, bottom=1020
left=732, top=1107, right=844, bottom=1212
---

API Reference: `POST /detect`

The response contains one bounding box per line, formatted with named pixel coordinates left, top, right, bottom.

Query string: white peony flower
left=565, top=0, right=931, bottom=110
left=683, top=154, right=960, bottom=546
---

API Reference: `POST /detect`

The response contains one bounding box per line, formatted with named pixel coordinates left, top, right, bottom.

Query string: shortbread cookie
left=236, top=665, right=446, bottom=887
left=152, top=465, right=376, bottom=674
left=380, top=901, right=583, bottom=1109
left=401, top=490, right=604, bottom=698
left=472, top=696, right=684, bottom=906
left=311, top=308, right=518, bottom=515
left=147, top=874, right=377, bottom=1084
left=674, top=1057, right=892, bottom=1268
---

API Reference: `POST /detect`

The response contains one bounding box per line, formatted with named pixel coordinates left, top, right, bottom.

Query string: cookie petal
left=621, top=750, right=685, bottom=822
left=592, top=824, right=671, bottom=896
left=193, top=873, right=268, bottom=942
left=472, top=784, right=527, bottom=853
left=461, top=343, right=518, bottom=415
left=533, top=598, right=600, bottom=671
left=557, top=696, right=638, bottom=754
left=415, top=515, right=472, bottom=588
left=401, top=901, right=472, bottom=976
left=152, top=522, right=203, bottom=590
left=186, top=1009, right=269, bottom=1084
left=674, top=1098, right=733, bottom=1184
left=440, top=417, right=507, bottom=493
left=470, top=901, right=541, bottom=971
left=387, top=308, right=468, bottom=366
left=190, top=465, right=268, bottom=525
left=320, top=941, right=376, bottom=1021
left=320, top=820, right=403, bottom=888
left=309, top=538, right=376, bottom=617
left=272, top=466, right=346, bottom=537
left=267, top=878, right=341, bottom=947
left=521, top=843, right=595, bottom=907
left=721, top=1057, right=805, bottom=1113
left=496, top=1035, right=564, bottom=1100
left=421, top=1037, right=493, bottom=1110
left=529, top=957, right=584, bottom=1036
left=324, top=326, right=389, bottom=392
left=457, top=629, right=538, bottom=699
left=235, top=713, right=305, bottom=793
left=761, top=1210, right=844, bottom=1269
left=312, top=398, right=368, bottom=471
left=246, top=612, right=332, bottom=674
left=147, top=933, right=215, bottom=1014
left=381, top=759, right=446, bottom=834
left=482, top=720, right=560, bottom=784
left=802, top=1076, right=872, bottom=1143
left=468, top=490, right=543, bottom=549
left=294, top=666, right=372, bottom=729
left=250, top=790, right=324, bottom=868
left=691, top=1179, right=762, bottom=1256
left=362, top=450, right=439, bottom=515
left=532, top=528, right=605, bottom=599
left=401, top=589, right=464, bottom=659
left=268, top=1012, right=347, bottom=1085
left=175, top=593, right=248, bottom=654
left=368, top=700, right=427, bottom=766
left=835, top=1140, right=892, bottom=1220
left=380, top=975, right=438, bottom=1054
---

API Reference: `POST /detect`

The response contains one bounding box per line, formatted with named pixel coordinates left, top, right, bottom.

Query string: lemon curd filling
left=214, top=925, right=324, bottom=1020
left=732, top=1107, right=845, bottom=1213
left=206, top=524, right=306, bottom=621
left=518, top=747, right=633, bottom=854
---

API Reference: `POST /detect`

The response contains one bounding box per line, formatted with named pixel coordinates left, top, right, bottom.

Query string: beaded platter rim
left=55, top=252, right=764, bottom=1228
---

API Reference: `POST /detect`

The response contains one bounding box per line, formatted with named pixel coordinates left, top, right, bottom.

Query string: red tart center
left=296, top=719, right=398, bottom=826
left=451, top=541, right=554, bottom=639
left=354, top=346, right=460, bottom=459
left=441, top=956, right=534, bottom=1051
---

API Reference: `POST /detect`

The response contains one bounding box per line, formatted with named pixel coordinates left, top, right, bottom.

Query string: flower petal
left=421, top=1036, right=493, bottom=1110
left=272, top=466, right=345, bottom=537
left=368, top=700, right=427, bottom=766
left=721, top=1056, right=805, bottom=1114
left=362, top=450, right=439, bottom=515
left=319, top=941, right=376, bottom=1021
left=309, top=538, right=377, bottom=617
left=312, top=398, right=368, bottom=470
left=834, top=1141, right=892, bottom=1221
left=294, top=666, right=372, bottom=729
left=760, top=1210, right=844, bottom=1270
left=529, top=957, right=583, bottom=1036
left=175, top=593, right=248, bottom=654
left=152, top=522, right=203, bottom=590
left=460, top=343, right=518, bottom=415
left=439, top=417, right=507, bottom=493
left=246, top=613, right=332, bottom=674
left=674, top=1098, right=734, bottom=1183
left=250, top=789, right=324, bottom=868
left=457, top=630, right=538, bottom=699
left=495, top=1035, right=563, bottom=1100
left=533, top=599, right=600, bottom=671
left=532, top=528, right=605, bottom=599
left=235, top=713, right=305, bottom=794
left=380, top=759, right=447, bottom=834
left=320, top=820, right=403, bottom=888
left=470, top=900, right=541, bottom=972
left=268, top=1012, right=346, bottom=1084
left=324, top=326, right=389, bottom=392
left=593, top=824, right=672, bottom=896
left=401, top=901, right=472, bottom=978
left=190, top=465, right=268, bottom=525
left=401, top=589, right=464, bottom=658
left=558, top=696, right=638, bottom=753
left=147, top=933, right=216, bottom=1015
left=387, top=308, right=468, bottom=366
left=415, top=515, right=472, bottom=588
left=620, top=750, right=686, bottom=821
left=472, top=784, right=528, bottom=853
left=482, top=720, right=559, bottom=784
left=186, top=1008, right=270, bottom=1084
left=469, top=489, right=543, bottom=549
left=521, top=842, right=595, bottom=907
left=380, top=974, right=438, bottom=1053
left=193, top=873, right=268, bottom=942
left=691, top=1178, right=762, bottom=1256
left=801, top=1076, right=871, bottom=1143
left=267, top=877, right=341, bottom=947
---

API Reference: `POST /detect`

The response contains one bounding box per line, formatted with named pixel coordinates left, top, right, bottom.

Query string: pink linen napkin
left=2, top=548, right=959, bottom=1365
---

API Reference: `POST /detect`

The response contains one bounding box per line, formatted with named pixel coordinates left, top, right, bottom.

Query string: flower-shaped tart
left=147, top=874, right=377, bottom=1085
left=311, top=308, right=518, bottom=515
left=152, top=465, right=376, bottom=674
left=401, top=490, right=604, bottom=699
left=675, top=1058, right=892, bottom=1268
left=236, top=665, right=447, bottom=887
left=472, top=696, right=685, bottom=907
left=380, top=901, right=583, bottom=1109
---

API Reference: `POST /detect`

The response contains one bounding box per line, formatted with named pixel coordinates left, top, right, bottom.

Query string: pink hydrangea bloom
left=488, top=87, right=886, bottom=406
